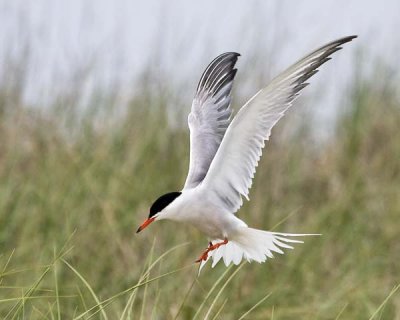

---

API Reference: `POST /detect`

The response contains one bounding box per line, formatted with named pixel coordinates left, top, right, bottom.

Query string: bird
left=136, top=35, right=357, bottom=272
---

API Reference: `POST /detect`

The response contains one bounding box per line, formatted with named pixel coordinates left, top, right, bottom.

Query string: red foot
left=195, top=238, right=228, bottom=263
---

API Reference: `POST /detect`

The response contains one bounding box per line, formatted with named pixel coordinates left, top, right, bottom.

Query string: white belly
left=163, top=187, right=247, bottom=239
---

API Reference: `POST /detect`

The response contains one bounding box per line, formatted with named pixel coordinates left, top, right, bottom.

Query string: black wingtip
left=343, top=35, right=358, bottom=41
left=290, top=34, right=357, bottom=92
left=196, top=52, right=241, bottom=96
left=335, top=35, right=358, bottom=46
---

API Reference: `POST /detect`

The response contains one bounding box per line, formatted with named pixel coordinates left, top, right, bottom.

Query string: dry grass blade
left=0, top=295, right=76, bottom=303
left=120, top=243, right=155, bottom=320
left=211, top=298, right=228, bottom=320
left=53, top=249, right=61, bottom=320
left=3, top=243, right=73, bottom=320
left=121, top=241, right=190, bottom=319
left=62, top=259, right=108, bottom=320
left=203, top=263, right=245, bottom=320
left=192, top=265, right=234, bottom=320
left=368, top=284, right=400, bottom=320
left=72, top=264, right=193, bottom=320
left=0, top=250, right=15, bottom=286
left=334, top=303, right=348, bottom=320
left=173, top=276, right=197, bottom=320
left=237, top=292, right=272, bottom=320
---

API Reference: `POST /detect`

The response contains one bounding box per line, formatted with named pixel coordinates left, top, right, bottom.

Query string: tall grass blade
left=173, top=276, right=196, bottom=320
left=0, top=249, right=15, bottom=286
left=237, top=292, right=272, bottom=320
left=62, top=259, right=108, bottom=320
left=192, top=265, right=234, bottom=320
left=73, top=264, right=193, bottom=320
left=203, top=263, right=245, bottom=320
left=334, top=303, right=348, bottom=320
left=368, top=284, right=400, bottom=320
left=211, top=298, right=228, bottom=320
left=53, top=249, right=61, bottom=320
left=4, top=244, right=72, bottom=320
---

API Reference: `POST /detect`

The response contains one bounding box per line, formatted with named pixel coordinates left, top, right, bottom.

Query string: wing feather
left=184, top=52, right=240, bottom=189
left=201, top=36, right=357, bottom=213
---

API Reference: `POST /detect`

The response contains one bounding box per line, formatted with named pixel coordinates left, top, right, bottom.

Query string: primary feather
left=184, top=52, right=240, bottom=189
left=202, top=36, right=357, bottom=214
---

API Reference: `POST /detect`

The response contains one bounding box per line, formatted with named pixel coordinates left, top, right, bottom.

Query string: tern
left=137, top=35, right=356, bottom=271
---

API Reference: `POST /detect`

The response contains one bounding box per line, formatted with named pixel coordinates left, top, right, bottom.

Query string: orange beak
left=136, top=217, right=155, bottom=233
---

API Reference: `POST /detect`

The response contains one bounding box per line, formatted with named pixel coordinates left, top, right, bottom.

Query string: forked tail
left=199, top=227, right=319, bottom=273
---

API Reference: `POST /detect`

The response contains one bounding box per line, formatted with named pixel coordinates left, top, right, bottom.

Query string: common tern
left=137, top=35, right=357, bottom=271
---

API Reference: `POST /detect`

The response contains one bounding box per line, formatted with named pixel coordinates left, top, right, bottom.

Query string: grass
left=0, top=49, right=399, bottom=319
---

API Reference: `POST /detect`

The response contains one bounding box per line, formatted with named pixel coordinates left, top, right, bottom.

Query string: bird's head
left=136, top=191, right=182, bottom=233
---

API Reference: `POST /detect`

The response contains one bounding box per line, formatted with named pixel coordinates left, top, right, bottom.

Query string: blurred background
left=0, top=1, right=399, bottom=319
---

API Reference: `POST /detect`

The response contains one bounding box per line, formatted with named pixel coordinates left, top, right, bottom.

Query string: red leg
left=195, top=238, right=228, bottom=263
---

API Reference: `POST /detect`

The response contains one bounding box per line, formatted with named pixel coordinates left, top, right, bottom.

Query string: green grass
left=0, top=59, right=399, bottom=319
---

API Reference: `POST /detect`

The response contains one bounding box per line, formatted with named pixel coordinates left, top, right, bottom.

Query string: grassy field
left=0, top=53, right=399, bottom=319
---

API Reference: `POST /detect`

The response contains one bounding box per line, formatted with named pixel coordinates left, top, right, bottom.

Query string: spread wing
left=201, top=36, right=357, bottom=213
left=183, top=52, right=240, bottom=189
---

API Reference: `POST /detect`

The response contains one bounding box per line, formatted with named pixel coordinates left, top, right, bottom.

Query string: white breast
left=162, top=187, right=247, bottom=239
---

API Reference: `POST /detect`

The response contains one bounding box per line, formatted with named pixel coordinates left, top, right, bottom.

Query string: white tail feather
left=199, top=227, right=319, bottom=273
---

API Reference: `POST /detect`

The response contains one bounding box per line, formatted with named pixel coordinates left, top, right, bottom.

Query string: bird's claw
left=195, top=239, right=228, bottom=263
left=195, top=251, right=209, bottom=263
left=195, top=243, right=212, bottom=262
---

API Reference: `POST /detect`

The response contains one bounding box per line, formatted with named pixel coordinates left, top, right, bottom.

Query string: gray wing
left=202, top=36, right=357, bottom=213
left=183, top=52, right=240, bottom=190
